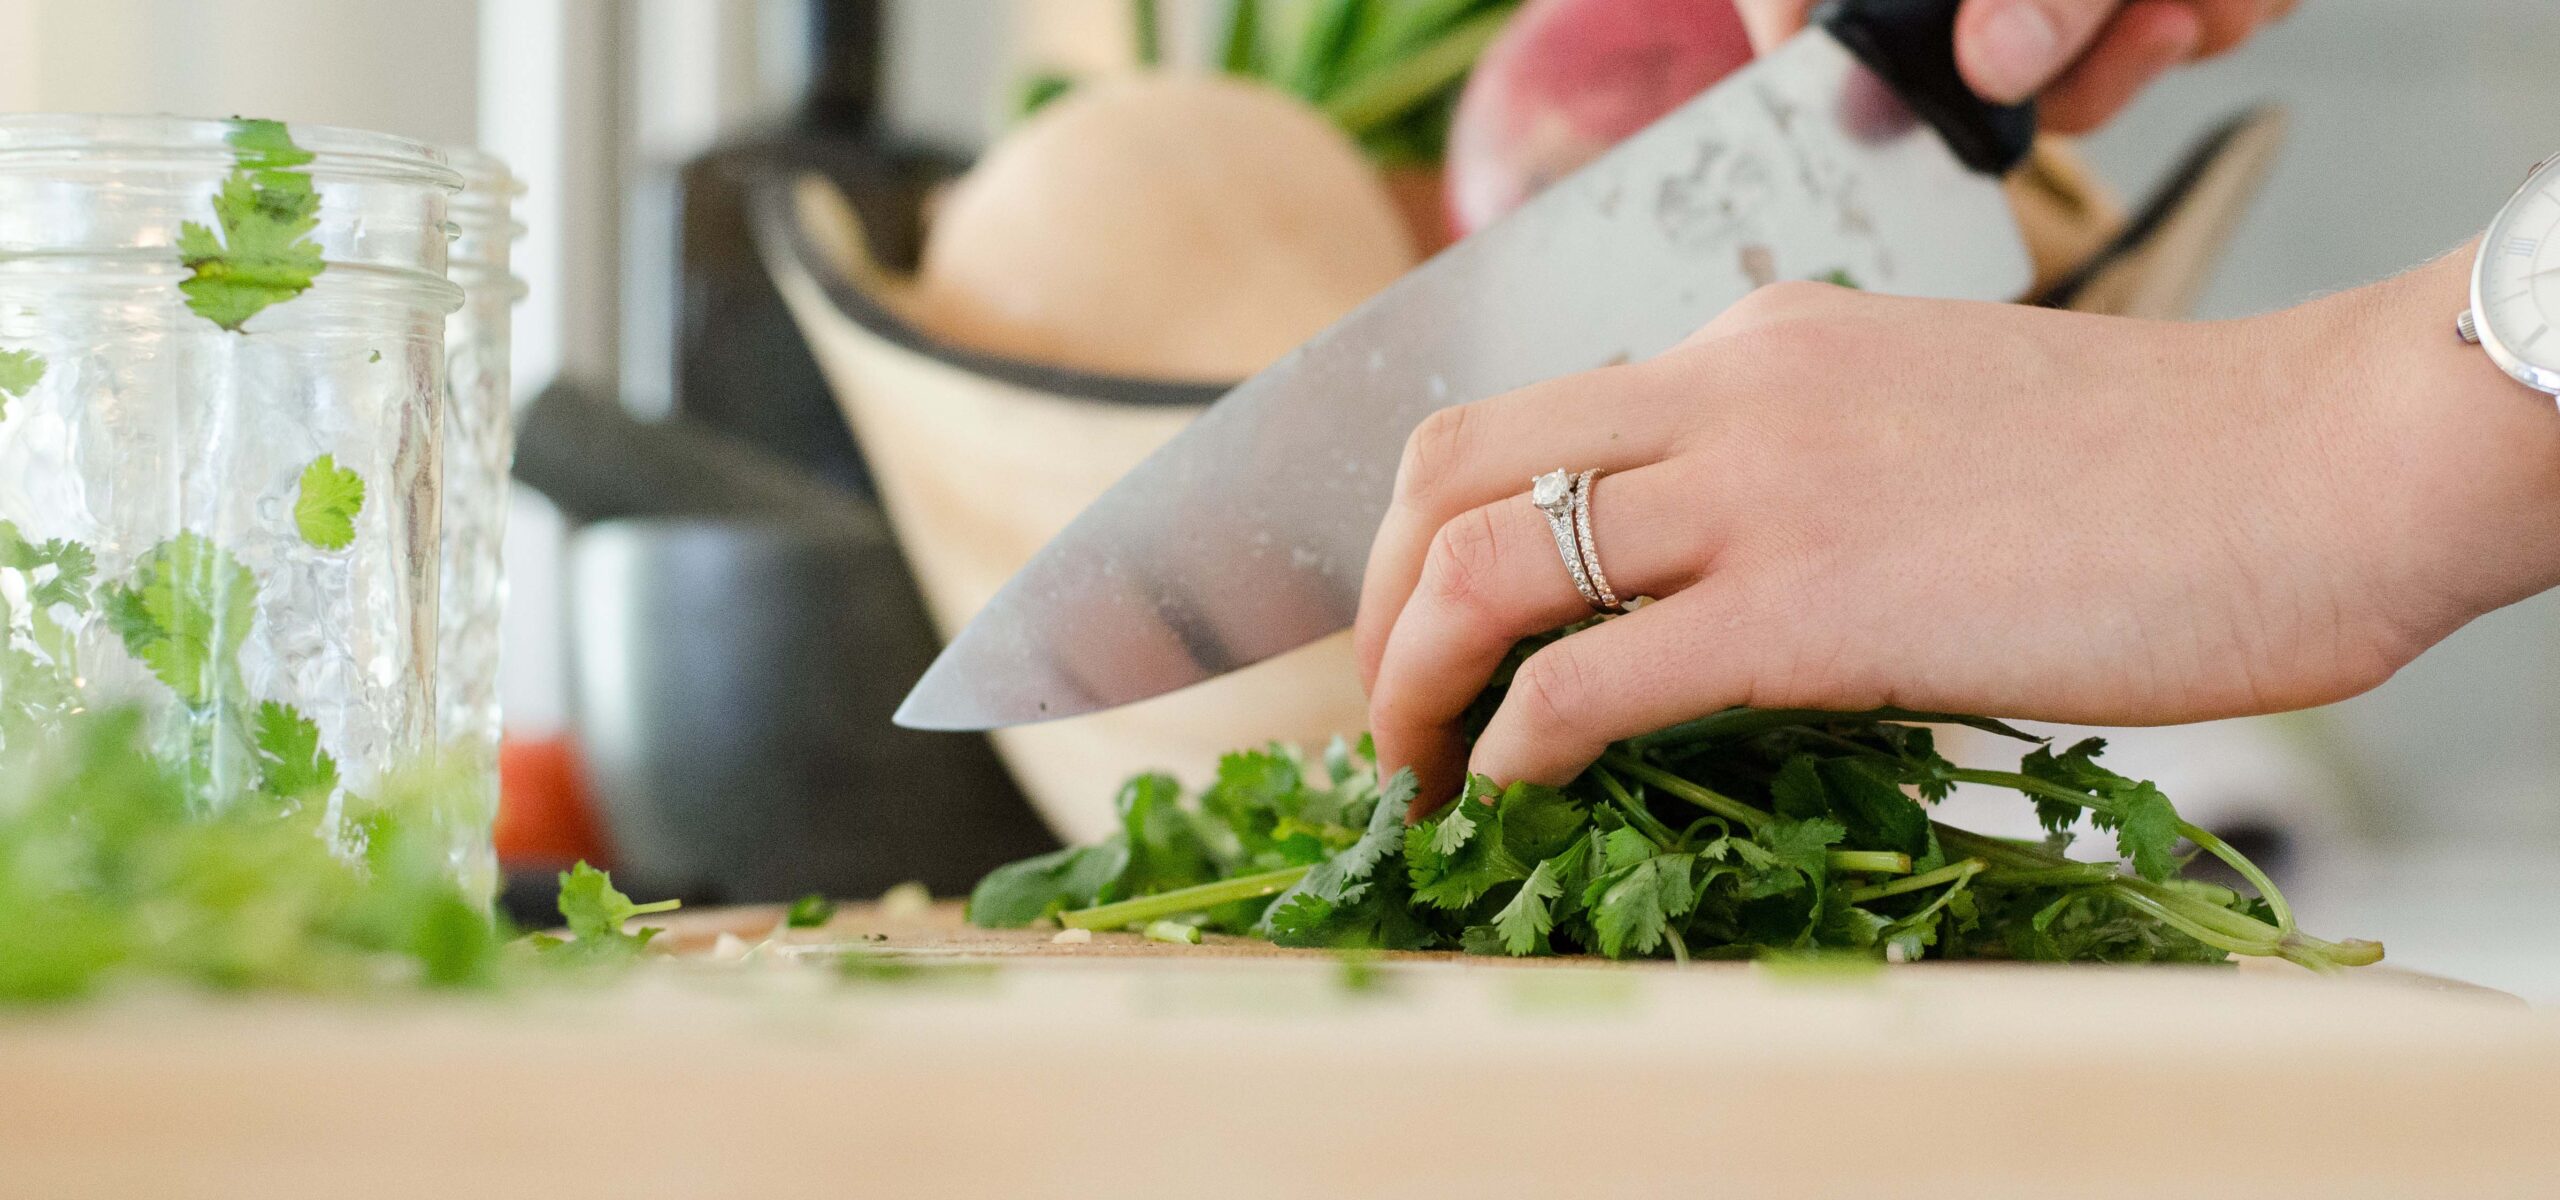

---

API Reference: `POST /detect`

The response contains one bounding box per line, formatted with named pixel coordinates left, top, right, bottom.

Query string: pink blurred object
left=1445, top=0, right=1757, bottom=236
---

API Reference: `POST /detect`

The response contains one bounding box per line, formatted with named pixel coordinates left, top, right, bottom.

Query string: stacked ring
left=1529, top=467, right=1624, bottom=615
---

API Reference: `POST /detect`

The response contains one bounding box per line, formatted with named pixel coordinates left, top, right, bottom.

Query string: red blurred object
left=1446, top=0, right=1757, bottom=236
left=496, top=735, right=616, bottom=868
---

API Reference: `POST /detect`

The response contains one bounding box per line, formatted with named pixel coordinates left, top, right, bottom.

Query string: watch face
left=2476, top=157, right=2560, bottom=392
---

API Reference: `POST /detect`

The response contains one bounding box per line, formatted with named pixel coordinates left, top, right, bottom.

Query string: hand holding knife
left=1740, top=0, right=2292, bottom=134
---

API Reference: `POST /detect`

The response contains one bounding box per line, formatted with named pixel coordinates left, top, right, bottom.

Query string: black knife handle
left=1813, top=0, right=2038, bottom=176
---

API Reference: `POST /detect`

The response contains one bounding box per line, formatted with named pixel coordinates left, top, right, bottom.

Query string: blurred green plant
left=1018, top=0, right=1524, bottom=165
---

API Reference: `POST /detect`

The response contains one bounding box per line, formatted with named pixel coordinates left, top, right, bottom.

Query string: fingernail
left=1973, top=2, right=2062, bottom=102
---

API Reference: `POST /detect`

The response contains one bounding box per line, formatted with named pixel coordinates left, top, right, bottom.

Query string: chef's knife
left=897, top=0, right=2039, bottom=731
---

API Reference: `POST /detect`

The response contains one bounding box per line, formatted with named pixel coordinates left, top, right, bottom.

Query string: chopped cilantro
left=1142, top=920, right=1201, bottom=945
left=100, top=532, right=257, bottom=709
left=784, top=894, right=837, bottom=928
left=250, top=700, right=338, bottom=801
left=177, top=118, right=326, bottom=332
left=293, top=454, right=364, bottom=550
left=527, top=861, right=680, bottom=963
left=0, top=348, right=44, bottom=417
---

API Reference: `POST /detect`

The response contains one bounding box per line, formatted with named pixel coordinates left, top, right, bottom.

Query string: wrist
left=2314, top=243, right=2560, bottom=638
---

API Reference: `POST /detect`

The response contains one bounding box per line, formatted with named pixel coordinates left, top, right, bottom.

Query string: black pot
left=566, top=515, right=1056, bottom=902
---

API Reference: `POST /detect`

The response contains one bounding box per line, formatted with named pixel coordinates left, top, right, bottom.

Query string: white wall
left=0, top=0, right=479, bottom=146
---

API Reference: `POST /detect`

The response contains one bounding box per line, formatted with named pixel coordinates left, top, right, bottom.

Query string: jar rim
left=442, top=145, right=527, bottom=256
left=442, top=145, right=526, bottom=201
left=0, top=113, right=463, bottom=192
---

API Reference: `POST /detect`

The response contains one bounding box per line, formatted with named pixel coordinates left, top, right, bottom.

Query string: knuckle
left=1419, top=506, right=1508, bottom=617
left=1710, top=279, right=1843, bottom=334
left=1395, top=404, right=1476, bottom=510
left=1507, top=646, right=1600, bottom=745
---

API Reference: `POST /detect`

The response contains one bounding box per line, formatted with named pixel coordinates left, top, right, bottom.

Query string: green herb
left=525, top=861, right=682, bottom=963
left=100, top=532, right=256, bottom=710
left=0, top=348, right=45, bottom=417
left=785, top=894, right=838, bottom=928
left=1143, top=919, right=1202, bottom=944
left=250, top=700, right=338, bottom=801
left=293, top=454, right=365, bottom=550
left=0, top=704, right=690, bottom=1003
left=970, top=631, right=2382, bottom=972
left=1014, top=70, right=1078, bottom=118
left=0, top=520, right=93, bottom=731
left=177, top=118, right=326, bottom=332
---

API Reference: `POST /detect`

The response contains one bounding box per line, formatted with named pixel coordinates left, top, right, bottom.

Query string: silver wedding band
left=1530, top=468, right=1623, bottom=615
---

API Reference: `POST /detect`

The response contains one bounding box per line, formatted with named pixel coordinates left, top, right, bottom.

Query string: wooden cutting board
left=2, top=901, right=2551, bottom=1200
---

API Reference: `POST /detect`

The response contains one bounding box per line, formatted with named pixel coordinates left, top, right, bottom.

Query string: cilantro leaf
left=0, top=348, right=44, bottom=418
left=785, top=894, right=838, bottom=928
left=536, top=861, right=679, bottom=962
left=2111, top=781, right=2182, bottom=883
left=1259, top=769, right=1439, bottom=949
left=1743, top=817, right=1846, bottom=903
left=293, top=455, right=364, bottom=550
left=1817, top=758, right=1930, bottom=859
left=1489, top=857, right=1563, bottom=955
left=966, top=841, right=1130, bottom=927
left=1112, top=771, right=1219, bottom=898
left=251, top=700, right=338, bottom=800
left=1590, top=849, right=1695, bottom=959
left=177, top=118, right=326, bottom=332
left=0, top=521, right=94, bottom=612
left=101, top=532, right=257, bottom=708
left=1770, top=754, right=1830, bottom=820
left=1404, top=778, right=1585, bottom=911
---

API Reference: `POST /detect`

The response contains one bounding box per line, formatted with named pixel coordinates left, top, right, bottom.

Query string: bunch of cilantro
left=971, top=637, right=2381, bottom=971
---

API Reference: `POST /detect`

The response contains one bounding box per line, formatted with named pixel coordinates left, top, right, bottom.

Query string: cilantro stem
left=1846, top=859, right=1983, bottom=904
left=626, top=899, right=680, bottom=918
left=1937, top=824, right=2332, bottom=966
left=1629, top=708, right=2040, bottom=751
left=1946, top=767, right=2303, bottom=932
left=1975, top=864, right=2121, bottom=888
left=1830, top=850, right=1914, bottom=875
left=2175, top=819, right=2293, bottom=932
left=1059, top=866, right=1308, bottom=931
left=1605, top=754, right=1770, bottom=831
left=1609, top=753, right=1896, bottom=873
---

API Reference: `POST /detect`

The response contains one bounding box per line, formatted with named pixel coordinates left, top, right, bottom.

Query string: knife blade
left=898, top=0, right=2038, bottom=731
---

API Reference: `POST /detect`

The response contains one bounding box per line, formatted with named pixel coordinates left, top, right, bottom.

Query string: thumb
left=1956, top=0, right=2120, bottom=104
left=1730, top=0, right=1820, bottom=56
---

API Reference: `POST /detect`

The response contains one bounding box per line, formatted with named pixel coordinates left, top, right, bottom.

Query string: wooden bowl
left=755, top=175, right=1373, bottom=843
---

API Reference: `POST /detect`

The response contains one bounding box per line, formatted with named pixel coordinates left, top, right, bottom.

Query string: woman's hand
left=1355, top=251, right=2560, bottom=810
left=1734, top=0, right=2300, bottom=133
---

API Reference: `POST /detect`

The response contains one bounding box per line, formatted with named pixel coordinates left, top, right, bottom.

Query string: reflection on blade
left=897, top=31, right=2031, bottom=731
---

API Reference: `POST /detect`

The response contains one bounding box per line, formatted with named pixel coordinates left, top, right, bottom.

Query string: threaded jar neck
left=0, top=113, right=465, bottom=318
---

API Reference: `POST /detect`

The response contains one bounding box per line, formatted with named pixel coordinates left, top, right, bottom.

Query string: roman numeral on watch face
left=2477, top=160, right=2560, bottom=391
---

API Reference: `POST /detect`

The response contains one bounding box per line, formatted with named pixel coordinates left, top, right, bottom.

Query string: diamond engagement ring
left=1571, top=469, right=1622, bottom=612
left=1530, top=468, right=1614, bottom=613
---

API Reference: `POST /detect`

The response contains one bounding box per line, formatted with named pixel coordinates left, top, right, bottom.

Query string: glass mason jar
left=0, top=115, right=463, bottom=852
left=436, top=148, right=524, bottom=901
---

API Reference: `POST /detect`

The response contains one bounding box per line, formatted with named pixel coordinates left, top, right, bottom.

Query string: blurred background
left=1, top=0, right=2554, bottom=996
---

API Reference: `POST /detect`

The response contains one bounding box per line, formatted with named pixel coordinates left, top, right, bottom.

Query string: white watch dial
left=2475, top=157, right=2560, bottom=393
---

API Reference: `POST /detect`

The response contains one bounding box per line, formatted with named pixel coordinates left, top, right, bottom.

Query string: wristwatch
left=2462, top=155, right=2560, bottom=397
